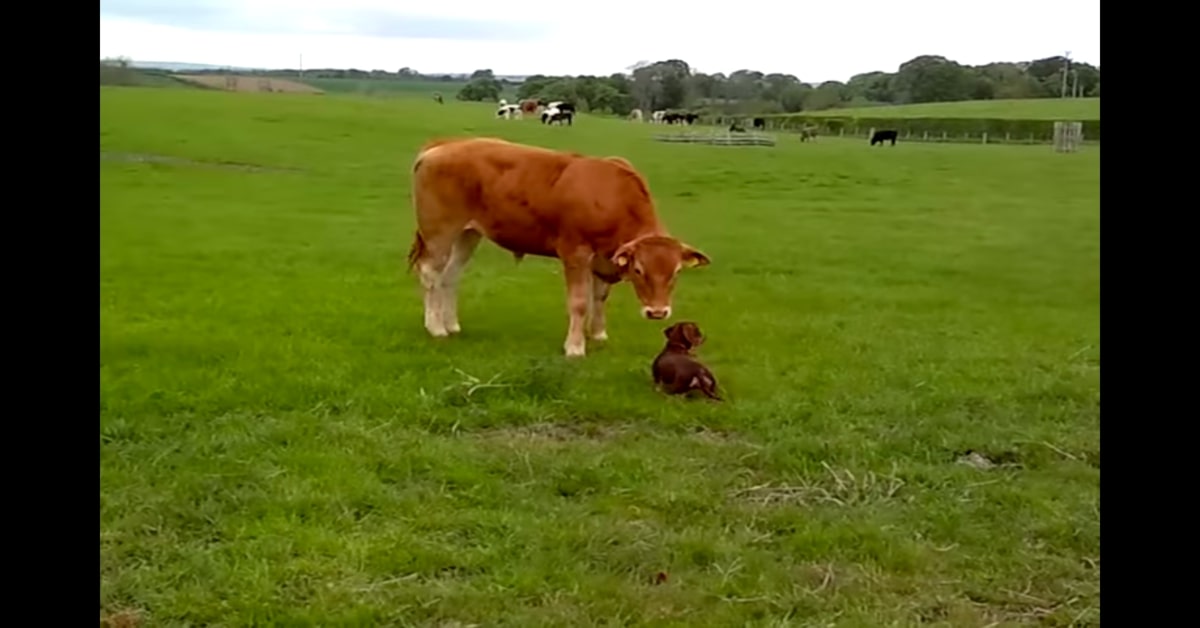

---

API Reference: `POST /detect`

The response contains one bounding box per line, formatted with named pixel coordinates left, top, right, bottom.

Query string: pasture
left=175, top=74, right=325, bottom=94
left=298, top=77, right=509, bottom=100
left=100, top=87, right=1100, bottom=626
left=808, top=98, right=1101, bottom=120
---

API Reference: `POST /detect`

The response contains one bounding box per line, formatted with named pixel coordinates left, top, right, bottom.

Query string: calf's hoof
left=563, top=340, right=587, bottom=358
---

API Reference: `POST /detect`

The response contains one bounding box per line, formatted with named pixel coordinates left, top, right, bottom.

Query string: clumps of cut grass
left=731, top=462, right=906, bottom=507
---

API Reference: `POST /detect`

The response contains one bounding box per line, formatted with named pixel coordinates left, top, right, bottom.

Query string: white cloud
left=99, top=0, right=1099, bottom=81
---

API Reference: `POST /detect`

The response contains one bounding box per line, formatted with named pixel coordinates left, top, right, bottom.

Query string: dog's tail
left=406, top=230, right=426, bottom=273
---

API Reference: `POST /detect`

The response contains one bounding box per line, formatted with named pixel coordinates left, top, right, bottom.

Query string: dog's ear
left=681, top=323, right=704, bottom=347
left=663, top=323, right=681, bottom=341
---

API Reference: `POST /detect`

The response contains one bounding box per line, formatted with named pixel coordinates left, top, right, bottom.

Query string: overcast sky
left=99, top=0, right=1100, bottom=82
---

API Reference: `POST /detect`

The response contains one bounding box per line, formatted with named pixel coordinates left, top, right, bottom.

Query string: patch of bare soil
left=100, top=608, right=143, bottom=628
left=176, top=74, right=324, bottom=94
left=100, top=152, right=299, bottom=174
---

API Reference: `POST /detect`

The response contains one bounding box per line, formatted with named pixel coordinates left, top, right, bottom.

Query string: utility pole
left=299, top=53, right=304, bottom=78
left=1061, top=51, right=1071, bottom=98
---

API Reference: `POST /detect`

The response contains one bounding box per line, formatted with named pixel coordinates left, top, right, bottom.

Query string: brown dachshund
left=652, top=322, right=722, bottom=401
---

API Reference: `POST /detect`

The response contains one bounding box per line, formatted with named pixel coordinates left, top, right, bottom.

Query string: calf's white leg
left=418, top=256, right=449, bottom=337
left=589, top=277, right=612, bottom=341
left=439, top=230, right=482, bottom=334
left=561, top=259, right=593, bottom=357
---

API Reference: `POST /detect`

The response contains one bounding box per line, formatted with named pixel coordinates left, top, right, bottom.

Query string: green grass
left=100, top=86, right=1100, bottom=626
left=808, top=98, right=1100, bottom=120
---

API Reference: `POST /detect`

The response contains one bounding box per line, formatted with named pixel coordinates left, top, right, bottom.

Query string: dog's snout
left=643, top=306, right=672, bottom=320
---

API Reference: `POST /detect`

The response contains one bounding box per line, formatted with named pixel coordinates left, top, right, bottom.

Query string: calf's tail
left=406, top=231, right=426, bottom=273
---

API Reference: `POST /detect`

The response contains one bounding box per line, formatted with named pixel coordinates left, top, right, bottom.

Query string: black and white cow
left=496, top=103, right=522, bottom=119
left=542, top=109, right=574, bottom=125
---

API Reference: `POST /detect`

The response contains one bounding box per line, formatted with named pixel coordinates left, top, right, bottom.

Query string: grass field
left=296, top=77, right=518, bottom=100
left=175, top=74, right=325, bottom=94
left=100, top=87, right=1100, bottom=626
left=810, top=98, right=1101, bottom=120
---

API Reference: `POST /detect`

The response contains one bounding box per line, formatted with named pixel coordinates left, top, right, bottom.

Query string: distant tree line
left=114, top=54, right=1099, bottom=117
left=455, top=55, right=1098, bottom=116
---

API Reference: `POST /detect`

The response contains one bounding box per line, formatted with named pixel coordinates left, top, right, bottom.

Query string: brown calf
left=407, top=137, right=710, bottom=357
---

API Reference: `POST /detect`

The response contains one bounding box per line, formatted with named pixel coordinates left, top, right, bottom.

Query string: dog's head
left=663, top=321, right=705, bottom=352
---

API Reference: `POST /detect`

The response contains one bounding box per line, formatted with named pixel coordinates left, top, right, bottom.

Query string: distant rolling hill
left=125, top=60, right=529, bottom=82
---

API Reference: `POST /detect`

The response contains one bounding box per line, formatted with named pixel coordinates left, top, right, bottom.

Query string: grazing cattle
left=728, top=121, right=747, bottom=133
left=519, top=99, right=540, bottom=114
left=629, top=108, right=644, bottom=122
left=799, top=127, right=818, bottom=142
left=870, top=129, right=899, bottom=146
left=542, top=110, right=574, bottom=125
left=544, top=101, right=576, bottom=115
left=752, top=117, right=765, bottom=130
left=433, top=93, right=444, bottom=104
left=407, top=137, right=711, bottom=357
left=662, top=112, right=700, bottom=125
left=496, top=104, right=522, bottom=119
left=651, top=110, right=666, bottom=124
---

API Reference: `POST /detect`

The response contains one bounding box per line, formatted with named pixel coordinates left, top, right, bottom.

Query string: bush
left=762, top=114, right=1101, bottom=142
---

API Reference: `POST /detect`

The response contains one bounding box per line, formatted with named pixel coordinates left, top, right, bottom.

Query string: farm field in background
left=175, top=74, right=324, bottom=94
left=100, top=87, right=1100, bottom=626
left=805, top=97, right=1100, bottom=120
left=296, top=77, right=517, bottom=100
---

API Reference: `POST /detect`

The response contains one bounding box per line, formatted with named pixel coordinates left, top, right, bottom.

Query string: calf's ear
left=680, top=245, right=711, bottom=268
left=611, top=243, right=636, bottom=269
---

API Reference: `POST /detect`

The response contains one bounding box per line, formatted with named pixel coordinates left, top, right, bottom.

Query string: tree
left=761, top=73, right=801, bottom=102
left=846, top=71, right=895, bottom=103
left=891, top=55, right=975, bottom=103
left=630, top=60, right=692, bottom=110
left=975, top=63, right=1039, bottom=99
left=516, top=75, right=556, bottom=100
left=456, top=71, right=502, bottom=102
left=805, top=81, right=847, bottom=110
left=779, top=84, right=812, bottom=112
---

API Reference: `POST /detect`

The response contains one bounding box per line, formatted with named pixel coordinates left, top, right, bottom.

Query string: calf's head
left=612, top=236, right=710, bottom=320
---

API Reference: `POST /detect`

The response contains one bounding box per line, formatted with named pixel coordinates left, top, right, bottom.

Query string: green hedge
left=761, top=115, right=1101, bottom=142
